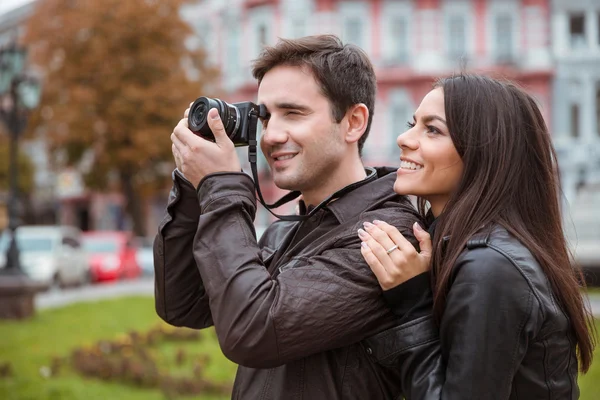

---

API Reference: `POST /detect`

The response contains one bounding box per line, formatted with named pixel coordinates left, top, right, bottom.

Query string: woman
left=357, top=74, right=595, bottom=399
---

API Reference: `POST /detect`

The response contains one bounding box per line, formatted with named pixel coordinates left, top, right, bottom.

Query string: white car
left=0, top=225, right=90, bottom=289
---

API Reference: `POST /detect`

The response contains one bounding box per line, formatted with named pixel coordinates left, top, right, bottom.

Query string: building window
left=598, top=12, right=600, bottom=46
left=596, top=84, right=600, bottom=137
left=390, top=16, right=409, bottom=63
left=258, top=24, right=267, bottom=47
left=226, top=25, right=240, bottom=77
left=495, top=13, right=514, bottom=63
left=570, top=103, right=580, bottom=138
left=388, top=91, right=413, bottom=156
left=344, top=17, right=364, bottom=48
left=569, top=13, right=586, bottom=49
left=447, top=14, right=467, bottom=62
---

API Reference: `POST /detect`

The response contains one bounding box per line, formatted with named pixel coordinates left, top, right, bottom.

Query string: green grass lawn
left=579, top=318, right=600, bottom=399
left=0, top=296, right=599, bottom=399
left=0, top=296, right=236, bottom=400
left=586, top=287, right=600, bottom=296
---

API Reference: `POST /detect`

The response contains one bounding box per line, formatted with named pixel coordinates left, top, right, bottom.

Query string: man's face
left=258, top=65, right=346, bottom=195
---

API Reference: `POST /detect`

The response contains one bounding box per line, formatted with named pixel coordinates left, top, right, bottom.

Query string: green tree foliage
left=22, top=0, right=218, bottom=235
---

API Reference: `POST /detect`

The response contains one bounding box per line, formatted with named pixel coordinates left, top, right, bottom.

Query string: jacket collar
left=313, top=166, right=400, bottom=224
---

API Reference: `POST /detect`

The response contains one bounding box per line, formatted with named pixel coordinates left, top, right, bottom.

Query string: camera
left=188, top=96, right=266, bottom=147
left=186, top=96, right=303, bottom=221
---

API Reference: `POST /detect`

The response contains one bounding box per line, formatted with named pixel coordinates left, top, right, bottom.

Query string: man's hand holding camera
left=171, top=106, right=241, bottom=188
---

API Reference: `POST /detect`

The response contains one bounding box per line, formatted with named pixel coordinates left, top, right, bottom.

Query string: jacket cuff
left=383, top=272, right=433, bottom=323
left=173, top=169, right=199, bottom=199
left=162, top=169, right=202, bottom=221
left=196, top=172, right=256, bottom=210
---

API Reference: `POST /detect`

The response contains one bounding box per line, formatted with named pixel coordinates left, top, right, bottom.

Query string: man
left=155, top=35, right=423, bottom=399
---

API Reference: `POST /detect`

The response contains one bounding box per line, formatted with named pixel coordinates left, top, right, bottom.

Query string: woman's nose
left=397, top=129, right=419, bottom=150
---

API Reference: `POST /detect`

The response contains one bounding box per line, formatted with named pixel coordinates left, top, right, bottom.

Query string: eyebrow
left=258, top=102, right=312, bottom=120
left=274, top=102, right=312, bottom=113
left=414, top=114, right=447, bottom=125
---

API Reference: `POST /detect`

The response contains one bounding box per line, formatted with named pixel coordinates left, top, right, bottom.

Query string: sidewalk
left=35, top=277, right=154, bottom=310
left=587, top=293, right=600, bottom=317
left=34, top=278, right=600, bottom=317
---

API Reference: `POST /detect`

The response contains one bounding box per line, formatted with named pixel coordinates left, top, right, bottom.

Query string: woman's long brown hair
left=424, top=74, right=596, bottom=372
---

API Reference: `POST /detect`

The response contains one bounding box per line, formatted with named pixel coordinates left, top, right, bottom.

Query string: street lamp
left=0, top=41, right=43, bottom=319
left=0, top=42, right=41, bottom=275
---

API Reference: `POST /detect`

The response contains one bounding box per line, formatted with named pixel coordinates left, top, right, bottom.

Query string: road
left=35, top=277, right=600, bottom=318
left=35, top=276, right=154, bottom=310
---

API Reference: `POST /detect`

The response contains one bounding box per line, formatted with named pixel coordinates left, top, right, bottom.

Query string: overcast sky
left=0, top=0, right=34, bottom=15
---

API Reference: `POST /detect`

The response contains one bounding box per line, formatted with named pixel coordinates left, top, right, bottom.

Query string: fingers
left=171, top=143, right=180, bottom=168
left=358, top=219, right=431, bottom=290
left=413, top=222, right=432, bottom=256
left=206, top=108, right=231, bottom=146
left=184, top=101, right=193, bottom=118
left=362, top=221, right=397, bottom=255
left=171, top=118, right=190, bottom=154
left=373, top=220, right=416, bottom=252
left=360, top=243, right=391, bottom=289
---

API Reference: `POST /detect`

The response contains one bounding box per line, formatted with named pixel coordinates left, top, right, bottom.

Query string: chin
left=393, top=181, right=411, bottom=196
left=273, top=174, right=300, bottom=191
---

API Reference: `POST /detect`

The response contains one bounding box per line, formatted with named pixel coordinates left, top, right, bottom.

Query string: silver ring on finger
left=386, top=244, right=399, bottom=254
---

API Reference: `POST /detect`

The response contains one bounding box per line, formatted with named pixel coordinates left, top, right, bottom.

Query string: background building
left=551, top=0, right=600, bottom=266
left=0, top=0, right=598, bottom=266
left=182, top=0, right=554, bottom=226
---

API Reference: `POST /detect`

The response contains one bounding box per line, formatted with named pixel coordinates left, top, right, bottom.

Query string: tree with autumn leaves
left=22, top=0, right=218, bottom=235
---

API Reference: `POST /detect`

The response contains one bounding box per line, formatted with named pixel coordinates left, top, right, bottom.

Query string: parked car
left=0, top=225, right=89, bottom=289
left=134, top=236, right=154, bottom=276
left=82, top=231, right=141, bottom=282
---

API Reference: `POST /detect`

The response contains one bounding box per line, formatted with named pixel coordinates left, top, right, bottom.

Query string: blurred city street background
left=0, top=0, right=599, bottom=399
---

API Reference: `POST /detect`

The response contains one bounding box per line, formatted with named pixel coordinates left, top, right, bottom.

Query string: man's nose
left=261, top=120, right=288, bottom=145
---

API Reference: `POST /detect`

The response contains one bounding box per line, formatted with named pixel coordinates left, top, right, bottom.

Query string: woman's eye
left=406, top=121, right=416, bottom=128
left=426, top=125, right=440, bottom=134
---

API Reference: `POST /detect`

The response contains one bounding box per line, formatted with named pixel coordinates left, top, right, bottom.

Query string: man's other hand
left=171, top=107, right=241, bottom=188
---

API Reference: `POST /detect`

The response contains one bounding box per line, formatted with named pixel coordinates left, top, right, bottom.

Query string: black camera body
left=188, top=96, right=266, bottom=147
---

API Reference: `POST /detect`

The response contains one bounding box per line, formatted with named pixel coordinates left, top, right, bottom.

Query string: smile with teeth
left=274, top=154, right=295, bottom=161
left=400, top=160, right=423, bottom=170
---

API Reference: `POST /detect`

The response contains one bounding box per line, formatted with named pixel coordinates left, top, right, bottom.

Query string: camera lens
left=191, top=102, right=208, bottom=128
left=188, top=97, right=240, bottom=141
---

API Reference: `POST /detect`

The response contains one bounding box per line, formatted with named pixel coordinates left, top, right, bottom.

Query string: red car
left=82, top=231, right=141, bottom=282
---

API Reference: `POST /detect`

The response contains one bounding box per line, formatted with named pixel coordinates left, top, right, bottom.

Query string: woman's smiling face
left=394, top=87, right=464, bottom=217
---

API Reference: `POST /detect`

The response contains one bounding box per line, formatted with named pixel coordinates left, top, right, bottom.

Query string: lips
left=270, top=151, right=298, bottom=163
left=399, top=158, right=423, bottom=171
left=274, top=154, right=295, bottom=161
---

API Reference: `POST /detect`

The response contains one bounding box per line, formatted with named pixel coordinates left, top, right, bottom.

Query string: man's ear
left=344, top=104, right=369, bottom=144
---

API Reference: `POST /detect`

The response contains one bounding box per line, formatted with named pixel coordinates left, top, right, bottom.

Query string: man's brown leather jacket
left=154, top=167, right=424, bottom=399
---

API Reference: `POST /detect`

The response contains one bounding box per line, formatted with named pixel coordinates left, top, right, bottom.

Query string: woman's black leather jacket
left=362, top=224, right=580, bottom=399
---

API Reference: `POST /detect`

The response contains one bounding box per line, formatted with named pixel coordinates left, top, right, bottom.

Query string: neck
left=428, top=197, right=448, bottom=218
left=302, top=158, right=367, bottom=206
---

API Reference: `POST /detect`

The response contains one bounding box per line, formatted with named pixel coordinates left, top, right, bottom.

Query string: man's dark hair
left=251, top=34, right=376, bottom=156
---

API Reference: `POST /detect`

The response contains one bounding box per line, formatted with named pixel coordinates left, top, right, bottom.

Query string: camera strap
left=248, top=139, right=305, bottom=221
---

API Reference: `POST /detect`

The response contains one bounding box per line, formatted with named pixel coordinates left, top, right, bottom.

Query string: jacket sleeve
left=154, top=169, right=213, bottom=329
left=193, top=172, right=419, bottom=369
left=364, top=246, right=541, bottom=400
